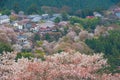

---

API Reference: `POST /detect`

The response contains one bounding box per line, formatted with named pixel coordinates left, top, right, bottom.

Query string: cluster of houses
left=0, top=11, right=66, bottom=52
left=10, top=12, right=61, bottom=32
left=1, top=7, right=120, bottom=52
left=12, top=19, right=56, bottom=32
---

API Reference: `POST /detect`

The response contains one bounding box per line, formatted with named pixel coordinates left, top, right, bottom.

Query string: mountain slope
left=0, top=0, right=119, bottom=14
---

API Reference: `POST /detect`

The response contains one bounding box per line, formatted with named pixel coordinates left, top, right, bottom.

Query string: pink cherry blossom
left=0, top=52, right=119, bottom=80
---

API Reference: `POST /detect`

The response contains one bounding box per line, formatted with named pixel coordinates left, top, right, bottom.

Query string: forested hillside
left=0, top=0, right=120, bottom=15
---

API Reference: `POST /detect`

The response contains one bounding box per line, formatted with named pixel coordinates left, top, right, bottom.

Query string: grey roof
left=40, top=21, right=55, bottom=28
left=115, top=12, right=120, bottom=18
left=42, top=14, right=49, bottom=17
left=27, top=15, right=41, bottom=19
left=0, top=15, right=9, bottom=20
left=53, top=14, right=61, bottom=17
left=17, top=35, right=27, bottom=39
left=31, top=17, right=42, bottom=22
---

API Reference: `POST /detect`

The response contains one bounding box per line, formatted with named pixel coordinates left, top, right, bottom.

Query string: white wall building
left=0, top=15, right=10, bottom=24
left=13, top=22, right=24, bottom=30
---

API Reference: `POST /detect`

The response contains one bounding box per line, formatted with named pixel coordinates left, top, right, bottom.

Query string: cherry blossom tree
left=0, top=51, right=120, bottom=80
left=79, top=30, right=89, bottom=41
left=94, top=25, right=107, bottom=36
left=0, top=25, right=17, bottom=44
left=66, top=30, right=77, bottom=41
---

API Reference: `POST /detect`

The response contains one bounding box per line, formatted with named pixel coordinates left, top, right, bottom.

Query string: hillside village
left=0, top=6, right=120, bottom=54
left=0, top=0, right=120, bottom=79
left=0, top=10, right=68, bottom=52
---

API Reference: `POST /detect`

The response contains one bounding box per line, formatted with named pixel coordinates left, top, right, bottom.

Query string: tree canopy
left=0, top=0, right=119, bottom=16
left=85, top=30, right=120, bottom=73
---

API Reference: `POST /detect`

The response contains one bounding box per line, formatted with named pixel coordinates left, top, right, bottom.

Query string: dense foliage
left=0, top=0, right=119, bottom=16
left=0, top=42, right=13, bottom=54
left=85, top=30, right=120, bottom=73
left=70, top=16, right=100, bottom=31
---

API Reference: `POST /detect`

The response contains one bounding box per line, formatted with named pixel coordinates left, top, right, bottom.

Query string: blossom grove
left=0, top=51, right=120, bottom=80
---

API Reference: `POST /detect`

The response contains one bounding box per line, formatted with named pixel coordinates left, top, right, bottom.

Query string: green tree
left=16, top=52, right=34, bottom=60
left=1, top=9, right=10, bottom=15
left=54, top=17, right=61, bottom=23
left=45, top=33, right=51, bottom=42
left=61, top=12, right=69, bottom=21
left=34, top=50, right=45, bottom=60
left=13, top=2, right=20, bottom=13
left=69, top=16, right=100, bottom=31
left=34, top=34, right=40, bottom=41
left=27, top=4, right=39, bottom=14
left=85, top=30, right=120, bottom=73
left=69, top=16, right=81, bottom=24
left=81, top=17, right=100, bottom=31
left=0, top=42, right=13, bottom=54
